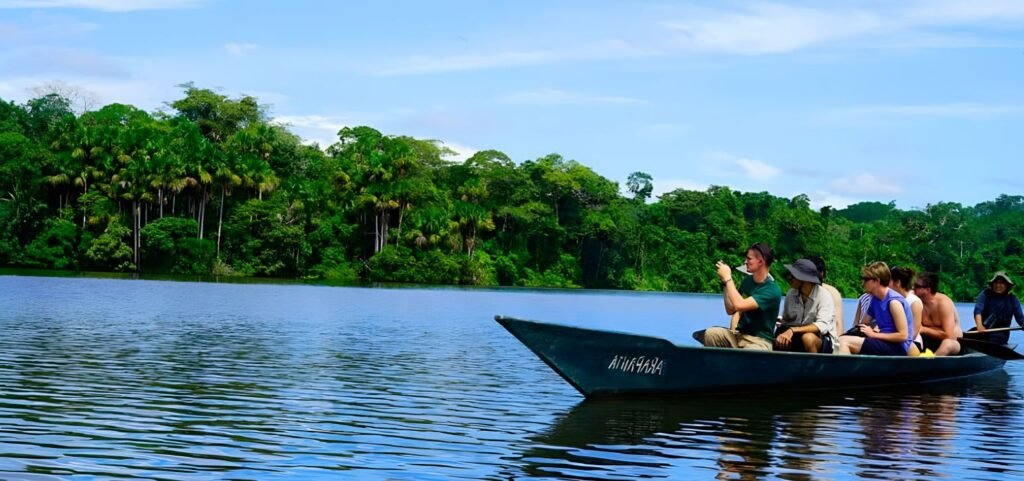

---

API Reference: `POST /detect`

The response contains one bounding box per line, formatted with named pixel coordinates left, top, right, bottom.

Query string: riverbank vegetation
left=1, top=86, right=1021, bottom=300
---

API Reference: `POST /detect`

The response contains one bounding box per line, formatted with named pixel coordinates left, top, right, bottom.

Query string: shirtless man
left=913, top=271, right=962, bottom=356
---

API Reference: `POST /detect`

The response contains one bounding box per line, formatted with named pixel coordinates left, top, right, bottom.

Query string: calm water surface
left=1, top=274, right=1023, bottom=480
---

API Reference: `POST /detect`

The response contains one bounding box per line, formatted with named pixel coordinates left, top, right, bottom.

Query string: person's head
left=744, top=242, right=774, bottom=274
left=890, top=265, right=916, bottom=290
left=807, top=255, right=827, bottom=283
left=913, top=271, right=939, bottom=295
left=784, top=259, right=821, bottom=288
left=861, top=262, right=891, bottom=291
left=989, top=271, right=1015, bottom=295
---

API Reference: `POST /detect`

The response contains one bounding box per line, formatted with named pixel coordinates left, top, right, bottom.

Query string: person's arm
left=810, top=289, right=836, bottom=339
left=974, top=290, right=987, bottom=331
left=911, top=300, right=923, bottom=340
left=717, top=261, right=760, bottom=314
left=829, top=286, right=844, bottom=334
left=864, top=299, right=908, bottom=343
left=717, top=261, right=738, bottom=314
left=1013, top=296, right=1024, bottom=328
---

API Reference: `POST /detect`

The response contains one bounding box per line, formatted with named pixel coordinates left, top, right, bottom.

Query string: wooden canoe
left=496, top=315, right=1007, bottom=398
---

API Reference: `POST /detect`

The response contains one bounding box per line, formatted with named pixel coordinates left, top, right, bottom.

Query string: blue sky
left=2, top=0, right=1023, bottom=209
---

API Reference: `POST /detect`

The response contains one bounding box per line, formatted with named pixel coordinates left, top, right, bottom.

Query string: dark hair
left=807, top=255, right=826, bottom=281
left=917, top=271, right=939, bottom=293
left=891, top=265, right=916, bottom=288
left=749, top=242, right=774, bottom=266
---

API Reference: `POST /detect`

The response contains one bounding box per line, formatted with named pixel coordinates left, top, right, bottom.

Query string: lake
left=1, top=274, right=1022, bottom=480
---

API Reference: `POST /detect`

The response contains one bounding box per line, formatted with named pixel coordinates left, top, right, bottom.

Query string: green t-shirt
left=737, top=275, right=783, bottom=341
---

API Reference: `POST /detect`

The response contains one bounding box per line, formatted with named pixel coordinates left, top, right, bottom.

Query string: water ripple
left=2, top=275, right=1024, bottom=479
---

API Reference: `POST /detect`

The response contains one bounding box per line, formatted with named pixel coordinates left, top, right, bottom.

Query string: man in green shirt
left=703, top=242, right=783, bottom=350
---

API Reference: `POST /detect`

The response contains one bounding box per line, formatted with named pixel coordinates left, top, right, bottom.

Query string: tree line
left=1, top=85, right=1021, bottom=300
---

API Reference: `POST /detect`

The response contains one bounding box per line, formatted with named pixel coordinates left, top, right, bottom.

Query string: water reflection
left=3, top=275, right=1024, bottom=480
left=519, top=373, right=1019, bottom=480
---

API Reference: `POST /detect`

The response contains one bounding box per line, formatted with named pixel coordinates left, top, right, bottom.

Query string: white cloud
left=806, top=190, right=859, bottom=210
left=661, top=1, right=1024, bottom=56
left=706, top=152, right=781, bottom=181
left=652, top=178, right=708, bottom=199
left=0, top=75, right=177, bottom=111
left=365, top=1, right=1024, bottom=76
left=500, top=88, right=644, bottom=106
left=832, top=102, right=1024, bottom=120
left=272, top=115, right=351, bottom=148
left=830, top=173, right=903, bottom=197
left=224, top=42, right=257, bottom=57
left=0, top=0, right=202, bottom=11
left=273, top=114, right=348, bottom=132
left=662, top=3, right=885, bottom=55
left=437, top=140, right=477, bottom=162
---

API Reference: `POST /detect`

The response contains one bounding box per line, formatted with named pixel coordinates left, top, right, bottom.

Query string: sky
left=2, top=0, right=1023, bottom=210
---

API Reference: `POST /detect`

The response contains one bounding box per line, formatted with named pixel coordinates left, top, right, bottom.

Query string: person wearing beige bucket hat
left=971, top=271, right=1024, bottom=345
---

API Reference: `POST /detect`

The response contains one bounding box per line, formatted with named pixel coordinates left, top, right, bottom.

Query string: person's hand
left=776, top=328, right=793, bottom=349
left=715, top=260, right=732, bottom=283
left=859, top=324, right=874, bottom=338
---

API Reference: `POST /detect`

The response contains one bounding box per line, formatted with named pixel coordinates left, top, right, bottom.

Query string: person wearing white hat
left=972, top=271, right=1024, bottom=345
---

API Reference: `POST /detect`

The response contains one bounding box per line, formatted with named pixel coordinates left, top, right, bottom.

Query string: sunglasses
left=913, top=283, right=929, bottom=289
left=860, top=276, right=875, bottom=282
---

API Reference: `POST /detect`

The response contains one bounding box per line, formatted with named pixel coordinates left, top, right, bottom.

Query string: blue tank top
left=868, top=288, right=914, bottom=351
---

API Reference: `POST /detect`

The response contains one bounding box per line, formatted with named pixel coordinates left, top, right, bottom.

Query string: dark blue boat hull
left=496, top=316, right=1007, bottom=397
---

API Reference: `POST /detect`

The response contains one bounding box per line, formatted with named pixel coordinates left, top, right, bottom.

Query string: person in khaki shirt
left=775, top=259, right=838, bottom=353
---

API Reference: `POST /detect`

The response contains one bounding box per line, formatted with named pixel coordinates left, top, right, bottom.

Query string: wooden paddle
left=962, top=326, right=1024, bottom=339
left=958, top=337, right=1024, bottom=360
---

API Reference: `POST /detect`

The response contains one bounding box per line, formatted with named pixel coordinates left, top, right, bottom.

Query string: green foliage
left=1, top=88, right=1022, bottom=300
left=86, top=220, right=134, bottom=271
left=25, top=217, right=79, bottom=269
left=140, top=217, right=214, bottom=274
left=838, top=201, right=897, bottom=223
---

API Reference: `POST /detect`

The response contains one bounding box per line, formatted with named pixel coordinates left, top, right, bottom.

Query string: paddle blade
left=960, top=337, right=1024, bottom=360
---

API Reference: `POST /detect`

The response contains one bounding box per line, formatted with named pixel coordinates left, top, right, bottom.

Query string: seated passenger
left=890, top=266, right=924, bottom=356
left=971, top=271, right=1024, bottom=345
left=914, top=272, right=962, bottom=356
left=775, top=258, right=838, bottom=353
left=836, top=262, right=914, bottom=356
left=808, top=255, right=844, bottom=335
left=849, top=291, right=873, bottom=334
left=703, top=242, right=782, bottom=350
